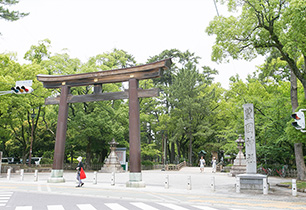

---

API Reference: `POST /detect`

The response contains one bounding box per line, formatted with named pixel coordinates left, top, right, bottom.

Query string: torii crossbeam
left=37, top=59, right=171, bottom=187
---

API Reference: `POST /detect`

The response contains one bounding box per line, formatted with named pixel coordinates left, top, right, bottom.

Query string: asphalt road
left=0, top=167, right=305, bottom=210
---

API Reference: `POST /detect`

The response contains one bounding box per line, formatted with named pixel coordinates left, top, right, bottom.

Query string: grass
left=281, top=181, right=306, bottom=190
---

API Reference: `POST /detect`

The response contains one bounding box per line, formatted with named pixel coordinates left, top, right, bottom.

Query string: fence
left=257, top=167, right=298, bottom=178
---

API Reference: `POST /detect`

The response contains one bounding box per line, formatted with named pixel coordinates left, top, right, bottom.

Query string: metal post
left=263, top=178, right=268, bottom=195
left=93, top=171, right=97, bottom=184
left=165, top=175, right=169, bottom=189
left=34, top=170, right=38, bottom=182
left=161, top=131, right=165, bottom=171
left=111, top=172, right=115, bottom=186
left=292, top=179, right=297, bottom=196
left=187, top=176, right=192, bottom=190
left=7, top=168, right=11, bottom=180
left=211, top=177, right=215, bottom=191
left=20, top=169, right=24, bottom=181
left=28, top=110, right=35, bottom=167
left=236, top=176, right=240, bottom=193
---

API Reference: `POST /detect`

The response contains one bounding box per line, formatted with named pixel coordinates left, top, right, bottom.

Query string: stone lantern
left=99, top=138, right=124, bottom=173
left=230, top=134, right=246, bottom=176
left=235, top=134, right=245, bottom=165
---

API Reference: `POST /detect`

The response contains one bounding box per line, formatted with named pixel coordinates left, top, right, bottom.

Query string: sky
left=0, top=0, right=264, bottom=89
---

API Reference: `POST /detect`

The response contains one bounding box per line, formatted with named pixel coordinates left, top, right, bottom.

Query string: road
left=1, top=191, right=288, bottom=210
left=0, top=167, right=305, bottom=210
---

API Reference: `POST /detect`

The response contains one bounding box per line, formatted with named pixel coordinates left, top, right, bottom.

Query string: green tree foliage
left=1, top=38, right=305, bottom=177
left=24, top=39, right=51, bottom=64
left=207, top=0, right=306, bottom=98
left=0, top=0, right=28, bottom=35
left=207, top=0, right=306, bottom=179
left=0, top=53, right=49, bottom=161
left=0, top=0, right=28, bottom=21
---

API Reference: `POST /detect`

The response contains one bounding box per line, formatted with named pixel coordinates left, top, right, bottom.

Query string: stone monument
left=99, top=138, right=124, bottom=173
left=229, top=134, right=246, bottom=176
left=237, top=104, right=267, bottom=190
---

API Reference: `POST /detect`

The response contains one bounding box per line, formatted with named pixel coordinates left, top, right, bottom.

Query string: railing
left=165, top=161, right=186, bottom=171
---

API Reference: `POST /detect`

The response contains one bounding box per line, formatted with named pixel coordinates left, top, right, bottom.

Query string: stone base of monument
left=237, top=173, right=268, bottom=190
left=126, top=172, right=146, bottom=188
left=99, top=163, right=124, bottom=173
left=47, top=169, right=65, bottom=183
left=230, top=165, right=246, bottom=176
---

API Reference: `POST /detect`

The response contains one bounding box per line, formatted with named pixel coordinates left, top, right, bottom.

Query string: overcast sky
left=0, top=0, right=264, bottom=89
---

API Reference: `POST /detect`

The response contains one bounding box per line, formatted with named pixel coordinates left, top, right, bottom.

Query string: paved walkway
left=1, top=167, right=306, bottom=210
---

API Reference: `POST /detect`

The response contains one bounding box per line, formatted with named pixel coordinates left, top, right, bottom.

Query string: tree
left=206, top=0, right=306, bottom=180
left=24, top=39, right=51, bottom=64
left=147, top=49, right=202, bottom=163
left=0, top=53, right=49, bottom=162
left=0, top=0, right=28, bottom=34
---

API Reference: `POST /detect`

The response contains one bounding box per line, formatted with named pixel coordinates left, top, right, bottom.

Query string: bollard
left=93, top=171, right=97, bottom=185
left=34, top=170, right=38, bottom=182
left=111, top=172, right=115, bottom=186
left=263, top=178, right=268, bottom=195
left=292, top=179, right=297, bottom=197
left=211, top=177, right=215, bottom=191
left=165, top=175, right=169, bottom=189
left=236, top=176, right=240, bottom=193
left=20, top=169, right=24, bottom=181
left=187, top=176, right=192, bottom=190
left=7, top=168, right=11, bottom=180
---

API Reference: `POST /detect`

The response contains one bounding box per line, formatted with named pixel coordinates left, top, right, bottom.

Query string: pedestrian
left=212, top=157, right=217, bottom=173
left=199, top=156, right=206, bottom=173
left=76, top=156, right=85, bottom=187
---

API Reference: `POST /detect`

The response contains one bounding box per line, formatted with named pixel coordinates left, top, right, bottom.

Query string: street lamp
left=28, top=110, right=36, bottom=167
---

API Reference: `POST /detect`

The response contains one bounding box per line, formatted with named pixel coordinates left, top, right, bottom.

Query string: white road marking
left=105, top=203, right=129, bottom=210
left=77, top=204, right=97, bottom=210
left=47, top=205, right=65, bottom=210
left=130, top=202, right=159, bottom=210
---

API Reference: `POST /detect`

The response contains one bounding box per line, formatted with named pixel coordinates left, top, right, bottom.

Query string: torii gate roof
left=37, top=58, right=172, bottom=89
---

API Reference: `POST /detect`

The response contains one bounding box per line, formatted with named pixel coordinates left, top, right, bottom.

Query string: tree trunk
left=290, top=70, right=298, bottom=112
left=176, top=140, right=181, bottom=161
left=86, top=139, right=92, bottom=169
left=294, top=143, right=306, bottom=180
left=189, top=132, right=193, bottom=165
left=170, top=142, right=175, bottom=163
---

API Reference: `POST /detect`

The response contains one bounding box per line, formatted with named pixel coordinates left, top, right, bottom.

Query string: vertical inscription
left=243, top=104, right=257, bottom=174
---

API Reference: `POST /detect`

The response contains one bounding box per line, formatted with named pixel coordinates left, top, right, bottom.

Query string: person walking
left=212, top=157, right=217, bottom=173
left=76, top=156, right=85, bottom=187
left=199, top=156, right=206, bottom=173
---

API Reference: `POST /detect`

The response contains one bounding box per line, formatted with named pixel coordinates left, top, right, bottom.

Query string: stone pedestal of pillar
left=126, top=172, right=145, bottom=188
left=47, top=169, right=65, bottom=183
left=237, top=174, right=268, bottom=190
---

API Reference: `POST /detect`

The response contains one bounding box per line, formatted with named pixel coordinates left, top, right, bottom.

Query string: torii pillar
left=37, top=59, right=172, bottom=187
left=127, top=78, right=144, bottom=187
left=48, top=84, right=69, bottom=182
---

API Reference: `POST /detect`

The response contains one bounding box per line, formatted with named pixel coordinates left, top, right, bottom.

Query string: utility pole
left=28, top=110, right=36, bottom=167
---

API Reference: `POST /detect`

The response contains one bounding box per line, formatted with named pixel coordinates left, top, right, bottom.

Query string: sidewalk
left=1, top=167, right=306, bottom=209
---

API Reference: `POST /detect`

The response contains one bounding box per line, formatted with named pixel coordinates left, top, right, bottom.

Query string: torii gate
left=37, top=59, right=172, bottom=187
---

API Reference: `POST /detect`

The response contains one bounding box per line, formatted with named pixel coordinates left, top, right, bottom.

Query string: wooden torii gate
left=37, top=59, right=171, bottom=187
